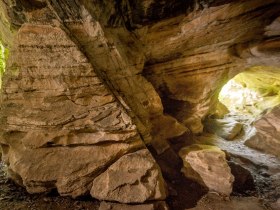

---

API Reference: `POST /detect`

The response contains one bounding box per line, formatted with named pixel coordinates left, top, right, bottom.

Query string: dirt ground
left=0, top=161, right=100, bottom=210
left=0, top=114, right=279, bottom=210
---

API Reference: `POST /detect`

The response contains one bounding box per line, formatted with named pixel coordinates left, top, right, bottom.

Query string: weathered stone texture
left=204, top=118, right=243, bottom=140
left=91, top=149, right=166, bottom=203
left=0, top=0, right=280, bottom=205
left=179, top=145, right=234, bottom=195
left=144, top=0, right=280, bottom=133
left=0, top=18, right=166, bottom=202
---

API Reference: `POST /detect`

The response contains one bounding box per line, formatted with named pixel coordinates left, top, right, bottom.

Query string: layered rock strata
left=0, top=0, right=280, bottom=205
left=144, top=0, right=280, bottom=133
left=0, top=15, right=166, bottom=202
left=47, top=0, right=188, bottom=153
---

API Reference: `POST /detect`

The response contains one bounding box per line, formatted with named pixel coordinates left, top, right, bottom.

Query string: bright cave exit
left=218, top=66, right=280, bottom=118
left=204, top=66, right=280, bottom=141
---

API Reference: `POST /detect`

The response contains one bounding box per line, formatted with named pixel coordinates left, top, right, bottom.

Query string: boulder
left=179, top=144, right=234, bottom=195
left=91, top=149, right=167, bottom=203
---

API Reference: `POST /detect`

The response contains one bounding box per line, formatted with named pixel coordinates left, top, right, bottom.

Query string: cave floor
left=0, top=161, right=99, bottom=210
left=0, top=114, right=279, bottom=210
left=195, top=113, right=280, bottom=210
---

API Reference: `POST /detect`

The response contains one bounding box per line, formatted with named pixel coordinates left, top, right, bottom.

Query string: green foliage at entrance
left=0, top=41, right=8, bottom=87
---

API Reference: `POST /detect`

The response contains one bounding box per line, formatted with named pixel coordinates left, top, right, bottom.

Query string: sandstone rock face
left=144, top=0, right=280, bottom=133
left=245, top=106, right=280, bottom=157
left=179, top=145, right=234, bottom=195
left=0, top=0, right=280, bottom=205
left=0, top=10, right=166, bottom=202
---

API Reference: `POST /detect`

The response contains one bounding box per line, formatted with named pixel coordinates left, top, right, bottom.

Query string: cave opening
left=218, top=66, right=280, bottom=119
left=204, top=65, right=280, bottom=141
left=196, top=66, right=280, bottom=206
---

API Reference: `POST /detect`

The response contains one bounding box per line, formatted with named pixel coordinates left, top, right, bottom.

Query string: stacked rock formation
left=0, top=0, right=279, bottom=206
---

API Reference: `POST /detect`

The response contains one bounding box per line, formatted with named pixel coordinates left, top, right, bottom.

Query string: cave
left=0, top=1, right=280, bottom=210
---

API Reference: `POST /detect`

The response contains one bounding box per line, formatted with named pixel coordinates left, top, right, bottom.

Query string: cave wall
left=144, top=0, right=280, bottom=133
left=0, top=0, right=280, bottom=204
left=0, top=4, right=166, bottom=202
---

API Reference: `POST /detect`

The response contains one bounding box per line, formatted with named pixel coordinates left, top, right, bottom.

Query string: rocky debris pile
left=0, top=0, right=279, bottom=208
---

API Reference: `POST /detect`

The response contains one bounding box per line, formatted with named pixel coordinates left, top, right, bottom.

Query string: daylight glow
left=219, top=79, right=263, bottom=114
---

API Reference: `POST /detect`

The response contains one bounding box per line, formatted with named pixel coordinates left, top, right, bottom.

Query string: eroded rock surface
left=0, top=10, right=166, bottom=202
left=0, top=0, right=280, bottom=207
left=144, top=0, right=280, bottom=133
left=179, top=145, right=234, bottom=196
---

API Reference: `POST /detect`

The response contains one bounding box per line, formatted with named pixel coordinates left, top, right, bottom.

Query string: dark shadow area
left=148, top=145, right=208, bottom=210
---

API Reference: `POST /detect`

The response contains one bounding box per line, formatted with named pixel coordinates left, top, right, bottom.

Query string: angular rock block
left=91, top=149, right=167, bottom=203
left=179, top=144, right=234, bottom=196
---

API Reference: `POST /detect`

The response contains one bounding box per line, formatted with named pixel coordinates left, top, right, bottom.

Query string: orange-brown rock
left=0, top=10, right=166, bottom=202
left=179, top=145, right=234, bottom=195
left=0, top=0, right=280, bottom=206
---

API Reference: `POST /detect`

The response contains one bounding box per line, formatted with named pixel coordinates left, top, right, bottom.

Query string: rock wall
left=0, top=0, right=280, bottom=205
left=144, top=0, right=280, bottom=133
left=0, top=6, right=166, bottom=202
